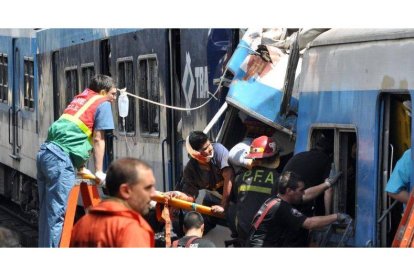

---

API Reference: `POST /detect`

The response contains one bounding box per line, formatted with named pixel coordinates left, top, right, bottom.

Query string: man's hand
left=211, top=205, right=224, bottom=214
left=164, top=191, right=191, bottom=201
left=325, top=171, right=343, bottom=188
left=336, top=213, right=352, bottom=224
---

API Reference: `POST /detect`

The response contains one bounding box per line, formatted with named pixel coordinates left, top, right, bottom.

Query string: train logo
left=181, top=52, right=209, bottom=115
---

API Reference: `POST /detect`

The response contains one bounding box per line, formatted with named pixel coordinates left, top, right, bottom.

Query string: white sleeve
left=228, top=138, right=253, bottom=168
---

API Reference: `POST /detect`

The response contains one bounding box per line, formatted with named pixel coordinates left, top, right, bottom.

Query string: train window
left=81, top=64, right=95, bottom=89
left=308, top=127, right=357, bottom=246
left=138, top=55, right=159, bottom=137
left=23, top=58, right=34, bottom=110
left=100, top=39, right=111, bottom=76
left=65, top=67, right=79, bottom=105
left=310, top=128, right=357, bottom=217
left=0, top=54, right=8, bottom=103
left=117, top=58, right=135, bottom=135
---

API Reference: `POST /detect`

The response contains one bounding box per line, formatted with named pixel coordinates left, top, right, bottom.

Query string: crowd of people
left=28, top=74, right=357, bottom=248
left=0, top=73, right=401, bottom=249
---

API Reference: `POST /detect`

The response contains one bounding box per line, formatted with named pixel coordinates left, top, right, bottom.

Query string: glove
left=336, top=213, right=352, bottom=224
left=95, top=171, right=106, bottom=185
left=325, top=171, right=343, bottom=187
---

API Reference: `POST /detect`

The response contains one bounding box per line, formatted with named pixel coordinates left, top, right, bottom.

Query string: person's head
left=105, top=158, right=156, bottom=215
left=187, top=131, right=214, bottom=163
left=0, top=227, right=20, bottom=247
left=278, top=171, right=305, bottom=204
left=88, top=74, right=117, bottom=102
left=183, top=211, right=205, bottom=234
left=314, top=133, right=333, bottom=155
left=247, top=135, right=280, bottom=159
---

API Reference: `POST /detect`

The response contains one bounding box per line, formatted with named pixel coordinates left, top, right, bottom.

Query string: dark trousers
left=201, top=192, right=228, bottom=234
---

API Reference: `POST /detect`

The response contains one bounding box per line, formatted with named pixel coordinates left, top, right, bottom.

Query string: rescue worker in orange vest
left=36, top=74, right=117, bottom=247
left=70, top=158, right=156, bottom=247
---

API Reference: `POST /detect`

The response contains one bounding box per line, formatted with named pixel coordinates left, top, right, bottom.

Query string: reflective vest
left=47, top=89, right=108, bottom=168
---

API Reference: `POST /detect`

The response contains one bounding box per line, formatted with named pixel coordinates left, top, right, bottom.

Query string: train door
left=9, top=38, right=22, bottom=160
left=378, top=92, right=411, bottom=247
left=167, top=29, right=182, bottom=190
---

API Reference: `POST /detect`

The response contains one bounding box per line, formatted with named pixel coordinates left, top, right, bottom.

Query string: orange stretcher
left=151, top=192, right=225, bottom=219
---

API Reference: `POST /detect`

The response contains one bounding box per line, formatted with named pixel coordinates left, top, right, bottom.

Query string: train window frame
left=23, top=57, right=34, bottom=111
left=80, top=63, right=95, bottom=89
left=0, top=54, right=8, bottom=104
left=116, top=57, right=135, bottom=136
left=137, top=54, right=160, bottom=138
left=64, top=66, right=79, bottom=106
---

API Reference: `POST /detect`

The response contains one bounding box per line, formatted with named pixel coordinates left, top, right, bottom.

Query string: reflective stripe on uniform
left=238, top=184, right=272, bottom=194
left=60, top=95, right=105, bottom=144
left=60, top=114, right=92, bottom=143
left=72, top=95, right=104, bottom=119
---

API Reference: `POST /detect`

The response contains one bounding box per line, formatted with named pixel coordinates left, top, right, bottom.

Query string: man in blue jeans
left=36, top=74, right=116, bottom=247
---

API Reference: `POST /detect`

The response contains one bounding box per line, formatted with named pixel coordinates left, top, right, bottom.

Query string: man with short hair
left=37, top=74, right=117, bottom=247
left=246, top=171, right=351, bottom=247
left=70, top=158, right=156, bottom=247
left=169, top=131, right=234, bottom=233
left=171, top=211, right=216, bottom=248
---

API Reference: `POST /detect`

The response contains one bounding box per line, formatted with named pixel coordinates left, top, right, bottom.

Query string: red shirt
left=70, top=200, right=155, bottom=247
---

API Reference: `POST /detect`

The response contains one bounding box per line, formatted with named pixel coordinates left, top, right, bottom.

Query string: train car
left=0, top=29, right=38, bottom=216
left=36, top=28, right=237, bottom=191
left=0, top=28, right=238, bottom=246
left=294, top=29, right=414, bottom=247
left=213, top=28, right=414, bottom=247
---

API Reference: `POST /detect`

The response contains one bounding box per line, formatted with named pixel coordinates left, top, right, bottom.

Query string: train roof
left=0, top=28, right=37, bottom=38
left=36, top=28, right=140, bottom=53
left=309, top=28, right=414, bottom=47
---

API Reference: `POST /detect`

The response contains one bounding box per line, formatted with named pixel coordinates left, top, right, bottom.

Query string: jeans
left=37, top=142, right=75, bottom=247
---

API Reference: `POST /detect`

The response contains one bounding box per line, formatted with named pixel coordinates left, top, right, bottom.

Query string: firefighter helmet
left=246, top=135, right=280, bottom=159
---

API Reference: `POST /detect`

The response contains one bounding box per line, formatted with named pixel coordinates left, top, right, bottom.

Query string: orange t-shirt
left=70, top=200, right=154, bottom=247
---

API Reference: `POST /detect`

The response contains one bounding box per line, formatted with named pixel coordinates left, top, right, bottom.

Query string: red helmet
left=246, top=135, right=279, bottom=159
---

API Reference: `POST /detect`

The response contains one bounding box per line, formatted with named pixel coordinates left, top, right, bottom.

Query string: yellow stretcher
left=151, top=192, right=225, bottom=219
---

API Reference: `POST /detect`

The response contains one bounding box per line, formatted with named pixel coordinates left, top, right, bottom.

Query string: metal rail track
left=0, top=198, right=38, bottom=247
